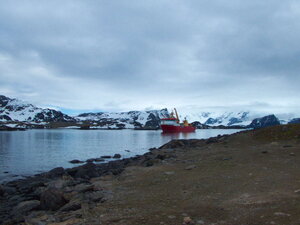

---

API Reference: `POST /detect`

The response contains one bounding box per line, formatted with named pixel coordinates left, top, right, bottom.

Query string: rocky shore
left=1, top=124, right=300, bottom=225
left=0, top=140, right=181, bottom=224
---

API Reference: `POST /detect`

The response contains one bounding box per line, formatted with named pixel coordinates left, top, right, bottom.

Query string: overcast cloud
left=0, top=0, right=299, bottom=114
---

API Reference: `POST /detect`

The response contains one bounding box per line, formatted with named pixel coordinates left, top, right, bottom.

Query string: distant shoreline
left=0, top=124, right=246, bottom=131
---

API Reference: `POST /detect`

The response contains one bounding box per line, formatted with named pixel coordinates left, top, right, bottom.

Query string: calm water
left=0, top=129, right=241, bottom=182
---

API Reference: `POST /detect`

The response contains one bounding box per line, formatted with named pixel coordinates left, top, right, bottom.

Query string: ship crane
left=174, top=108, right=180, bottom=123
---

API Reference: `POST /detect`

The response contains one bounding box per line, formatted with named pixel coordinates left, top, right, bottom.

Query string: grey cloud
left=0, top=0, right=299, bottom=113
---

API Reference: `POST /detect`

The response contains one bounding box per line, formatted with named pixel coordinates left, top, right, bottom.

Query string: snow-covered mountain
left=175, top=110, right=256, bottom=127
left=288, top=118, right=300, bottom=124
left=0, top=95, right=170, bottom=129
left=0, top=95, right=75, bottom=123
left=1, top=94, right=299, bottom=129
left=76, top=109, right=170, bottom=129
left=175, top=107, right=297, bottom=127
left=248, top=114, right=281, bottom=129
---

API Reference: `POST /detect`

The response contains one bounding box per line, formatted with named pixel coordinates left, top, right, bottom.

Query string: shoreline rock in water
left=1, top=124, right=300, bottom=225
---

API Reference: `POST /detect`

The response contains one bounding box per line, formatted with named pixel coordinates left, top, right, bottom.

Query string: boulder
left=8, top=194, right=28, bottom=202
left=0, top=185, right=4, bottom=196
left=72, top=183, right=94, bottom=193
left=25, top=218, right=47, bottom=225
left=1, top=185, right=17, bottom=195
left=113, top=154, right=121, bottom=159
left=47, top=179, right=74, bottom=189
left=94, top=158, right=105, bottom=162
left=110, top=168, right=124, bottom=175
left=40, top=188, right=67, bottom=210
left=69, top=159, right=84, bottom=164
left=47, top=167, right=65, bottom=178
left=156, top=154, right=166, bottom=160
left=59, top=199, right=81, bottom=212
left=86, top=158, right=96, bottom=163
left=145, top=160, right=154, bottom=167
left=73, top=163, right=99, bottom=179
left=84, top=191, right=105, bottom=202
left=205, top=137, right=218, bottom=144
left=13, top=200, right=40, bottom=215
left=100, top=155, right=112, bottom=159
left=17, top=180, right=45, bottom=194
left=183, top=216, right=195, bottom=225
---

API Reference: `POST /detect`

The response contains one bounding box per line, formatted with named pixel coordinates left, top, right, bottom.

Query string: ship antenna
left=174, top=108, right=180, bottom=122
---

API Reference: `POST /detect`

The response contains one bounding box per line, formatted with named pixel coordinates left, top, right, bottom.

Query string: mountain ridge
left=0, top=95, right=299, bottom=129
left=75, top=109, right=170, bottom=129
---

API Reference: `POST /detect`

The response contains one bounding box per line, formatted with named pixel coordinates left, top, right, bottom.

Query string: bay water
left=0, top=129, right=241, bottom=182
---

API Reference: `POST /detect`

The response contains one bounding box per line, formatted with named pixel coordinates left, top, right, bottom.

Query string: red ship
left=160, top=108, right=196, bottom=133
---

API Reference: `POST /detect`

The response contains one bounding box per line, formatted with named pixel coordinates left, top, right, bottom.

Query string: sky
left=0, top=0, right=299, bottom=115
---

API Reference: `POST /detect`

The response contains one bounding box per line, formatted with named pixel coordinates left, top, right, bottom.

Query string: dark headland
left=1, top=124, right=300, bottom=225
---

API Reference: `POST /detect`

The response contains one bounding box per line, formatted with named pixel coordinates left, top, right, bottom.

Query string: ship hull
left=161, top=124, right=196, bottom=133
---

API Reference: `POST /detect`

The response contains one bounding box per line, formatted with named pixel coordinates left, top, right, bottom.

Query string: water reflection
left=161, top=132, right=192, bottom=139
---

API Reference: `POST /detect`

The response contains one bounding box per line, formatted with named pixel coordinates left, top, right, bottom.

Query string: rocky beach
left=1, top=124, right=300, bottom=225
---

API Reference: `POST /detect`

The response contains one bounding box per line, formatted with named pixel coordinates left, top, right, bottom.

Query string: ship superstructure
left=160, top=108, right=196, bottom=133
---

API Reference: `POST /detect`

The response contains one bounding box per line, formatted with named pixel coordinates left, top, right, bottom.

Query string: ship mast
left=174, top=108, right=180, bottom=123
